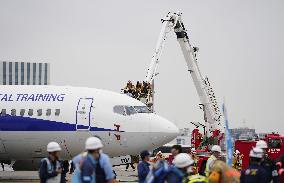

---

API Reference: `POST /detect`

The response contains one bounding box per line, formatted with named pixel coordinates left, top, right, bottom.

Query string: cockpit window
left=114, top=105, right=150, bottom=115
left=125, top=106, right=137, bottom=115
left=113, top=105, right=126, bottom=115
left=134, top=106, right=151, bottom=113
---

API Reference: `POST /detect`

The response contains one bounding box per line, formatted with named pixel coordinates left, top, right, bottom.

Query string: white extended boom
left=145, top=12, right=223, bottom=135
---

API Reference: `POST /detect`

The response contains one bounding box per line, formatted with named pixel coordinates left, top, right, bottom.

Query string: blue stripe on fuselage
left=0, top=115, right=115, bottom=131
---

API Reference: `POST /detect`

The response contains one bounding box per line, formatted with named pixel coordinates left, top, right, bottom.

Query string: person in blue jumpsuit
left=81, top=137, right=115, bottom=183
left=240, top=147, right=269, bottom=183
left=138, top=150, right=151, bottom=183
left=39, top=142, right=64, bottom=183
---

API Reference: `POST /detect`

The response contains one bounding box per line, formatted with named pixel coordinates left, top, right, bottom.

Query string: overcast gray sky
left=0, top=0, right=283, bottom=134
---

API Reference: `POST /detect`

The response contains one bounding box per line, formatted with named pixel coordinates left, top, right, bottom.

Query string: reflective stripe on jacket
left=39, top=157, right=62, bottom=183
left=187, top=174, right=208, bottom=183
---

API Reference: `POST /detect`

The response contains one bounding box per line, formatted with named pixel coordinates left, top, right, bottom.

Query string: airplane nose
left=150, top=115, right=180, bottom=147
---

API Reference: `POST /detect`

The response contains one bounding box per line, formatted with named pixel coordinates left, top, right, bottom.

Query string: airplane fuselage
left=0, top=85, right=179, bottom=161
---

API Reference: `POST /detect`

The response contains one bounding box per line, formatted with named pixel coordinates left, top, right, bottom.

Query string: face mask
left=99, top=149, right=103, bottom=154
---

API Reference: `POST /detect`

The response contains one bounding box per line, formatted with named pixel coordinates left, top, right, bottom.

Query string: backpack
left=95, top=156, right=106, bottom=183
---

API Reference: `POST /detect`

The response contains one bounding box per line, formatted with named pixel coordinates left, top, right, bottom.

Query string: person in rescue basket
left=39, top=142, right=64, bottom=183
left=81, top=137, right=115, bottom=183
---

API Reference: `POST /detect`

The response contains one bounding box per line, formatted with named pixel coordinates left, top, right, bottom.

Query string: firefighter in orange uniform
left=233, top=150, right=243, bottom=171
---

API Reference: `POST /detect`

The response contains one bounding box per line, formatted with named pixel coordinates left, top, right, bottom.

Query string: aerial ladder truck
left=143, top=13, right=284, bottom=172
left=145, top=12, right=223, bottom=146
left=122, top=12, right=284, bottom=171
left=122, top=12, right=224, bottom=150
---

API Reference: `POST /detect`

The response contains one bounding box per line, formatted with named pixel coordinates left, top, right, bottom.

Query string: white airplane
left=0, top=85, right=179, bottom=170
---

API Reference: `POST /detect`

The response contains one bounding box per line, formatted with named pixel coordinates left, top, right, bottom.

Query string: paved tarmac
left=0, top=165, right=138, bottom=183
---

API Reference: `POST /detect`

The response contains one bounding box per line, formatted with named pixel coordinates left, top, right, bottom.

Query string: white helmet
left=85, top=137, right=103, bottom=150
left=249, top=147, right=264, bottom=159
left=173, top=153, right=194, bottom=168
left=211, top=145, right=221, bottom=153
left=156, top=151, right=163, bottom=155
left=256, top=140, right=268, bottom=149
left=47, top=142, right=62, bottom=152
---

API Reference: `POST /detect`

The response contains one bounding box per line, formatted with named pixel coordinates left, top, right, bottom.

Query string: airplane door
left=76, top=98, right=94, bottom=130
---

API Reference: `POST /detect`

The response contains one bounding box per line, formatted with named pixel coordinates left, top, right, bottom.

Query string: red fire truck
left=191, top=128, right=225, bottom=174
left=235, top=133, right=284, bottom=169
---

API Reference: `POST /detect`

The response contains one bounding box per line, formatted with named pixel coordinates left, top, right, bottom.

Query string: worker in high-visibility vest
left=205, top=145, right=221, bottom=177
left=39, top=142, right=63, bottom=183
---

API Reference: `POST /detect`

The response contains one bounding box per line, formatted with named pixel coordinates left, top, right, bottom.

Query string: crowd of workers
left=136, top=141, right=284, bottom=183
left=123, top=81, right=152, bottom=101
left=38, top=138, right=284, bottom=183
left=137, top=145, right=236, bottom=183
left=39, top=137, right=115, bottom=183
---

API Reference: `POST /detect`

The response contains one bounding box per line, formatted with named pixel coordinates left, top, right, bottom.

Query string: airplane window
left=55, top=109, right=60, bottom=116
left=46, top=109, right=51, bottom=116
left=1, top=109, right=6, bottom=116
left=134, top=106, right=151, bottom=113
left=113, top=106, right=126, bottom=115
left=28, top=109, right=33, bottom=116
left=125, top=106, right=137, bottom=115
left=20, top=109, right=25, bottom=116
left=37, top=109, right=42, bottom=116
left=11, top=109, right=16, bottom=116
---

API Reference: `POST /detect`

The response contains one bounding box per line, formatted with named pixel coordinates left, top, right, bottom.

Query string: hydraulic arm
left=145, top=12, right=222, bottom=135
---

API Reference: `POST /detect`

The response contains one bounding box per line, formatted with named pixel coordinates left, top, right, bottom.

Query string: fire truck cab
left=235, top=133, right=284, bottom=169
